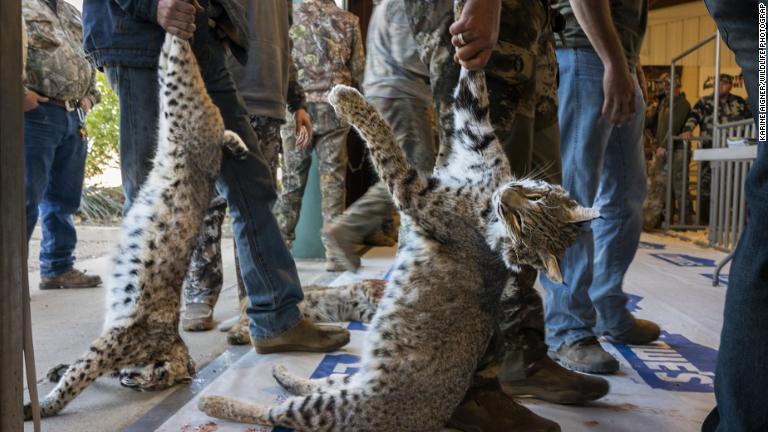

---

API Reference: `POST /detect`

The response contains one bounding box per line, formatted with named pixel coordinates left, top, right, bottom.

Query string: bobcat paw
left=46, top=363, right=70, bottom=383
left=222, top=130, right=249, bottom=159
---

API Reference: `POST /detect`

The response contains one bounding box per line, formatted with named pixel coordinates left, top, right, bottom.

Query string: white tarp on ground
left=149, top=234, right=728, bottom=432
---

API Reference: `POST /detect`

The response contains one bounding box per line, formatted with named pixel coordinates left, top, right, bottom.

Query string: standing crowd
left=20, top=0, right=764, bottom=430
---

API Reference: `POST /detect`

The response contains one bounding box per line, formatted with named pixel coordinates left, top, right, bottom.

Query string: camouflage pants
left=183, top=116, right=283, bottom=307
left=330, top=96, right=436, bottom=244
left=274, top=102, right=349, bottom=251
left=403, top=0, right=559, bottom=378
left=643, top=147, right=695, bottom=230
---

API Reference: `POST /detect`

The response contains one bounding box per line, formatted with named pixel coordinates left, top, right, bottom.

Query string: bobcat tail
left=200, top=389, right=354, bottom=431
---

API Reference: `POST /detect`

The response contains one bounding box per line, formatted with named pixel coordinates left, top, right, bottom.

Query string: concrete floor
left=23, top=228, right=727, bottom=432
left=23, top=225, right=336, bottom=432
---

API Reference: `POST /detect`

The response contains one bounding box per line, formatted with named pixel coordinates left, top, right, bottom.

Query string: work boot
left=448, top=385, right=560, bottom=432
left=323, top=225, right=361, bottom=272
left=501, top=355, right=610, bottom=404
left=609, top=318, right=661, bottom=345
left=252, top=318, right=350, bottom=354
left=227, top=297, right=251, bottom=345
left=549, top=337, right=619, bottom=374
left=39, top=268, right=102, bottom=289
left=363, top=230, right=396, bottom=247
left=325, top=257, right=347, bottom=272
left=182, top=303, right=215, bottom=331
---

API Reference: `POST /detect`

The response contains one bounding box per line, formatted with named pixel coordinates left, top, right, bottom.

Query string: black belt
left=46, top=96, right=80, bottom=112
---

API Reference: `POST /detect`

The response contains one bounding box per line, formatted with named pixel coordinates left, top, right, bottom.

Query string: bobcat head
left=490, top=179, right=599, bottom=283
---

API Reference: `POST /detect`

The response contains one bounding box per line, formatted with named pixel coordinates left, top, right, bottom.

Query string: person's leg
left=104, top=66, right=159, bottom=212
left=314, top=111, right=349, bottom=269
left=37, top=108, right=94, bottom=285
left=249, top=115, right=283, bottom=187
left=24, top=104, right=62, bottom=246
left=541, top=48, right=617, bottom=373
left=589, top=78, right=650, bottom=339
left=197, top=36, right=348, bottom=350
left=274, top=122, right=313, bottom=249
left=181, top=195, right=227, bottom=331
left=702, top=1, right=765, bottom=429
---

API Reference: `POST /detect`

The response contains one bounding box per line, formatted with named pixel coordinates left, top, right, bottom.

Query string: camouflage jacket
left=23, top=0, right=100, bottom=104
left=290, top=0, right=365, bottom=103
left=682, top=92, right=752, bottom=139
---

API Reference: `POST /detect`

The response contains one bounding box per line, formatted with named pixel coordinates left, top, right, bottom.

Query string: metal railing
left=664, top=33, right=718, bottom=230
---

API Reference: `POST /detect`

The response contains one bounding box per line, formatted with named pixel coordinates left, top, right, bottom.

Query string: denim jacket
left=83, top=0, right=248, bottom=68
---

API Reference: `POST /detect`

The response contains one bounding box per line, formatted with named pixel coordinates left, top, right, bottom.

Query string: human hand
left=79, top=97, right=92, bottom=115
left=655, top=147, right=667, bottom=159
left=294, top=108, right=313, bottom=151
left=680, top=131, right=693, bottom=141
left=449, top=0, right=500, bottom=71
left=23, top=89, right=48, bottom=112
left=602, top=64, right=636, bottom=125
left=156, top=0, right=199, bottom=40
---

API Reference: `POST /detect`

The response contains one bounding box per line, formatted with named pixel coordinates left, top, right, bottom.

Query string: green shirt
left=554, top=0, right=648, bottom=68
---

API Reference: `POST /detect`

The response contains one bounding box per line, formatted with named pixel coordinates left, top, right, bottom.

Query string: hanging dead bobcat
left=198, top=43, right=598, bottom=432
left=24, top=32, right=249, bottom=419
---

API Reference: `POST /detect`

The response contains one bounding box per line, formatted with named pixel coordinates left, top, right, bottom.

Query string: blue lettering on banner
left=638, top=241, right=666, bottom=250
left=626, top=293, right=644, bottom=312
left=617, top=293, right=718, bottom=393
left=702, top=273, right=729, bottom=286
left=649, top=253, right=716, bottom=267
left=613, top=331, right=717, bottom=393
left=348, top=321, right=368, bottom=331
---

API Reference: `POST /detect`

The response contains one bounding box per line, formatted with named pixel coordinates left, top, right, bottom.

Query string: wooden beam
left=0, top=0, right=26, bottom=430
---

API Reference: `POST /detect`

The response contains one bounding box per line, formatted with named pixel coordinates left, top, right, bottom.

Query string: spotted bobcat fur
left=198, top=41, right=597, bottom=432
left=24, top=33, right=248, bottom=419
left=300, top=280, right=386, bottom=323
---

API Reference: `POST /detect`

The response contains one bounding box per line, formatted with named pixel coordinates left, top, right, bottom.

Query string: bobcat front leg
left=223, top=130, right=249, bottom=159
left=24, top=327, right=133, bottom=419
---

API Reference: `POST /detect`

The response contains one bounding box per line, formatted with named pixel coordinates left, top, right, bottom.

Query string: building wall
left=640, top=1, right=748, bottom=103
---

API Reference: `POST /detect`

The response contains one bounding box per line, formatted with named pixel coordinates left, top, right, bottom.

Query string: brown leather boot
left=448, top=384, right=561, bottom=432
left=252, top=319, right=350, bottom=354
left=501, top=355, right=610, bottom=404
left=39, top=268, right=102, bottom=289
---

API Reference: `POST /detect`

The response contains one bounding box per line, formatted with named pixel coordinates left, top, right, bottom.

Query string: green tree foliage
left=85, top=72, right=119, bottom=178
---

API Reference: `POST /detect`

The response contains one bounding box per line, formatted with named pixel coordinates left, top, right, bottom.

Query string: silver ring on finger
left=457, top=32, right=467, bottom=47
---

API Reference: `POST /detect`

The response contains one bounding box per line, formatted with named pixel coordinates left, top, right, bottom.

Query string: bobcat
left=197, top=62, right=598, bottom=430
left=24, top=33, right=248, bottom=419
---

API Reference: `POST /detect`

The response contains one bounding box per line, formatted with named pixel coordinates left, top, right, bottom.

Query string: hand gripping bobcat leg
left=23, top=33, right=247, bottom=419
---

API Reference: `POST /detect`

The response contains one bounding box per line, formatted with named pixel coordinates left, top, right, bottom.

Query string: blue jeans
left=541, top=48, right=647, bottom=349
left=105, top=29, right=303, bottom=339
left=24, top=103, right=88, bottom=278
left=702, top=1, right=767, bottom=430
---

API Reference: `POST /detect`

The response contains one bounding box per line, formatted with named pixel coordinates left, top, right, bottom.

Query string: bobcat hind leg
left=272, top=364, right=349, bottom=395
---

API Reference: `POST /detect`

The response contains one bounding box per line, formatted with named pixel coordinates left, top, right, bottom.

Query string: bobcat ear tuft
left=540, top=253, right=562, bottom=283
left=568, top=206, right=600, bottom=223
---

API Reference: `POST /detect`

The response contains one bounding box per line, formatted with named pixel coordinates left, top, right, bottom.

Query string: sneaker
left=182, top=303, right=215, bottom=332
left=252, top=318, right=350, bottom=354
left=323, top=224, right=361, bottom=272
left=363, top=230, right=396, bottom=247
left=448, top=385, right=561, bottom=432
left=549, top=337, right=619, bottom=374
left=227, top=297, right=251, bottom=345
left=609, top=318, right=661, bottom=345
left=501, top=355, right=610, bottom=404
left=39, top=269, right=102, bottom=289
